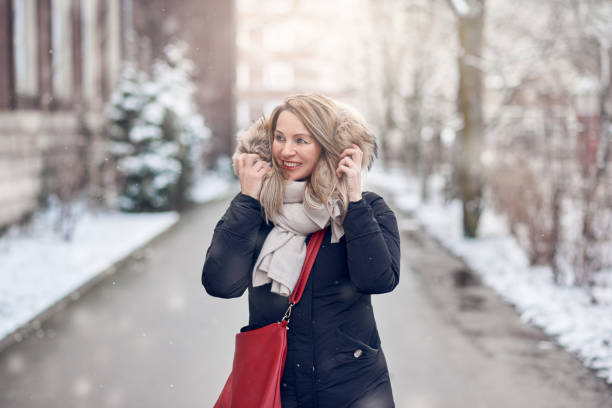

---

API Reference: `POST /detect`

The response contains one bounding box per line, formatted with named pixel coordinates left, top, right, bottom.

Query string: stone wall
left=0, top=110, right=114, bottom=229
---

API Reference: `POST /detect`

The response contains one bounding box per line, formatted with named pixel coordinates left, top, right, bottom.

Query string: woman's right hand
left=237, top=153, right=272, bottom=201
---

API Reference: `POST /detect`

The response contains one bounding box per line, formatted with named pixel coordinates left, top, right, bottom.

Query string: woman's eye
left=298, top=138, right=308, bottom=144
left=275, top=134, right=285, bottom=141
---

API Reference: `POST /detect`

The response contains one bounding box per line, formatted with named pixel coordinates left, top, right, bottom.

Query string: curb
left=0, top=187, right=238, bottom=354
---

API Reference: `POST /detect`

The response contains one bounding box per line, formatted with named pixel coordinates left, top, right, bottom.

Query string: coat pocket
left=333, top=327, right=381, bottom=366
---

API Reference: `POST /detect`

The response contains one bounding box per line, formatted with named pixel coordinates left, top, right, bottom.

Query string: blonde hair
left=260, top=93, right=375, bottom=226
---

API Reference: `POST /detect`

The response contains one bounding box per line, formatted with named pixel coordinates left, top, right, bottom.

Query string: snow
left=365, top=165, right=612, bottom=385
left=449, top=0, right=471, bottom=17
left=0, top=209, right=178, bottom=343
left=190, top=171, right=236, bottom=203
left=108, top=42, right=210, bottom=212
left=129, top=123, right=162, bottom=142
left=573, top=75, right=601, bottom=94
left=120, top=95, right=142, bottom=111
left=0, top=172, right=233, bottom=345
left=118, top=151, right=181, bottom=175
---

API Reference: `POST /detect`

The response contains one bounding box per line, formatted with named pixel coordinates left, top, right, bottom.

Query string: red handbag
left=214, top=228, right=326, bottom=408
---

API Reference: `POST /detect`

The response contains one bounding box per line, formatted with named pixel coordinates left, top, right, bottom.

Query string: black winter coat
left=202, top=191, right=401, bottom=407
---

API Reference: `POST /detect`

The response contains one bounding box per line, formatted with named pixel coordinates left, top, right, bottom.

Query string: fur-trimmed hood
left=231, top=105, right=377, bottom=177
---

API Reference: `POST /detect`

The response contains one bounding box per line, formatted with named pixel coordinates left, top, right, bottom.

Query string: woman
left=202, top=94, right=400, bottom=407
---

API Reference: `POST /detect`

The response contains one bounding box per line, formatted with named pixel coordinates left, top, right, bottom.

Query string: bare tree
left=361, top=0, right=457, bottom=192
left=566, top=0, right=612, bottom=290
left=445, top=0, right=486, bottom=237
left=363, top=0, right=403, bottom=168
left=484, top=0, right=611, bottom=295
left=401, top=2, right=456, bottom=202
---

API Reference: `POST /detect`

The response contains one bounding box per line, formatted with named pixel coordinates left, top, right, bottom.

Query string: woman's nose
left=281, top=142, right=296, bottom=156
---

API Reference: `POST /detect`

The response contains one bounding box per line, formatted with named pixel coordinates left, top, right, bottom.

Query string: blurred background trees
left=354, top=0, right=610, bottom=293
left=106, top=41, right=209, bottom=212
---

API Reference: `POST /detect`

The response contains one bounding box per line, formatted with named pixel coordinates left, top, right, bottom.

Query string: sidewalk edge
left=0, top=188, right=238, bottom=353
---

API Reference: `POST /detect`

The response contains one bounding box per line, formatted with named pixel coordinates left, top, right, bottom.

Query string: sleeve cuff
left=347, top=196, right=366, bottom=210
left=233, top=192, right=263, bottom=209
left=343, top=195, right=382, bottom=239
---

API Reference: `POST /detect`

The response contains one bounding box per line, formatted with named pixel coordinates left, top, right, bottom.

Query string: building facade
left=0, top=0, right=235, bottom=230
left=0, top=0, right=125, bottom=229
left=235, top=0, right=363, bottom=131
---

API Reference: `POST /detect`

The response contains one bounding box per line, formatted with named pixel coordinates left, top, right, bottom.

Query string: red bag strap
left=280, top=228, right=326, bottom=325
left=290, top=228, right=326, bottom=303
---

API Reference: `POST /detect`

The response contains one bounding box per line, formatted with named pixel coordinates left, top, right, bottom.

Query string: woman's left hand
left=336, top=144, right=363, bottom=202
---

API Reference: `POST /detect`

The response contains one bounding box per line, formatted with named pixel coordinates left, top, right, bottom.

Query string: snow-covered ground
left=364, top=164, right=612, bottom=385
left=0, top=171, right=233, bottom=345
left=190, top=169, right=235, bottom=203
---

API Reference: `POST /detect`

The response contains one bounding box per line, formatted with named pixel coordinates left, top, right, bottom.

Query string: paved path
left=0, top=189, right=610, bottom=407
left=375, top=223, right=612, bottom=407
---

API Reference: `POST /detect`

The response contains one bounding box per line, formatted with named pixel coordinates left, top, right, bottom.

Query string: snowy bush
left=106, top=41, right=210, bottom=212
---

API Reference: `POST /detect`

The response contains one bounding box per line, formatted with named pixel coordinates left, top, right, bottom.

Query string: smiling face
left=272, top=110, right=322, bottom=181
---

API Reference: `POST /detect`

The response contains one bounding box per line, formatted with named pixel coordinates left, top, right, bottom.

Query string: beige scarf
left=252, top=180, right=344, bottom=296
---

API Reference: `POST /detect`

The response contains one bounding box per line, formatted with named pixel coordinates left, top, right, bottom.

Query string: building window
left=262, top=25, right=294, bottom=52
left=263, top=100, right=282, bottom=116
left=51, top=0, right=74, bottom=102
left=236, top=30, right=250, bottom=50
left=236, top=100, right=251, bottom=128
left=264, top=0, right=293, bottom=14
left=106, top=0, right=122, bottom=92
left=13, top=0, right=39, bottom=97
left=237, top=62, right=250, bottom=90
left=263, top=62, right=294, bottom=90
left=81, top=0, right=99, bottom=104
left=237, top=0, right=252, bottom=12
